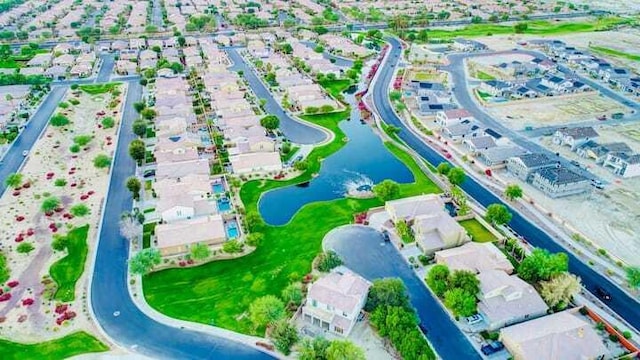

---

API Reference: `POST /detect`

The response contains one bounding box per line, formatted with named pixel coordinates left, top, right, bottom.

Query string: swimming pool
left=225, top=221, right=239, bottom=239
left=217, top=197, right=231, bottom=212
left=212, top=181, right=225, bottom=194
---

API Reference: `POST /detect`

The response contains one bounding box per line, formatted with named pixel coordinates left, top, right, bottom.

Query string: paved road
left=90, top=80, right=274, bottom=359
left=225, top=47, right=328, bottom=144
left=324, top=226, right=481, bottom=360
left=0, top=86, right=67, bottom=193
left=96, top=53, right=115, bottom=83
left=372, top=36, right=640, bottom=334
left=151, top=0, right=164, bottom=28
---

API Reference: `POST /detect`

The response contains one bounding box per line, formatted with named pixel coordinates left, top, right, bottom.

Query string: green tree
left=444, top=288, right=477, bottom=317
left=222, top=239, right=243, bottom=254
left=133, top=102, right=146, bottom=112
left=129, top=248, right=161, bottom=275
left=298, top=338, right=330, bottom=360
left=514, top=22, right=528, bottom=34
left=305, top=106, right=319, bottom=114
left=50, top=114, right=70, bottom=127
left=41, top=196, right=61, bottom=213
left=365, top=278, right=410, bottom=311
left=447, top=167, right=466, bottom=186
left=539, top=272, right=581, bottom=308
left=626, top=267, right=640, bottom=289
left=132, top=119, right=147, bottom=137
left=128, top=139, right=146, bottom=165
left=505, top=184, right=523, bottom=201
left=281, top=282, right=303, bottom=306
left=518, top=249, right=569, bottom=282
left=51, top=234, right=68, bottom=251
left=417, top=29, right=429, bottom=42
left=4, top=172, right=23, bottom=188
left=436, top=162, right=451, bottom=175
left=426, top=264, right=450, bottom=297
left=245, top=211, right=264, bottom=232
left=70, top=204, right=91, bottom=217
left=270, top=319, right=299, bottom=355
left=315, top=250, right=342, bottom=272
left=17, top=242, right=35, bottom=254
left=389, top=90, right=402, bottom=101
left=372, top=180, right=400, bottom=201
left=326, top=340, right=365, bottom=360
left=102, top=116, right=115, bottom=128
left=294, top=160, right=309, bottom=171
left=248, top=295, right=285, bottom=328
left=126, top=176, right=142, bottom=200
left=170, top=62, right=184, bottom=74
left=448, top=270, right=480, bottom=296
left=140, top=108, right=156, bottom=120
left=189, top=243, right=211, bottom=260
left=485, top=203, right=512, bottom=226
left=246, top=232, right=264, bottom=247
left=260, top=115, right=280, bottom=130
left=93, top=154, right=112, bottom=169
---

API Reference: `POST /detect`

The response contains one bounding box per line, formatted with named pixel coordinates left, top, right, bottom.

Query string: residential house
left=435, top=242, right=514, bottom=275
left=26, top=53, right=52, bottom=67
left=229, top=152, right=283, bottom=174
left=442, top=120, right=482, bottom=143
left=552, top=127, right=599, bottom=150
left=576, top=141, right=632, bottom=164
left=412, top=212, right=470, bottom=256
left=157, top=191, right=216, bottom=223
left=500, top=309, right=609, bottom=360
left=435, top=109, right=474, bottom=128
left=477, top=146, right=528, bottom=167
left=540, top=75, right=573, bottom=93
left=385, top=194, right=445, bottom=223
left=463, top=136, right=497, bottom=154
left=154, top=136, right=200, bottom=164
left=603, top=152, right=640, bottom=178
left=155, top=215, right=227, bottom=256
left=479, top=80, right=512, bottom=97
left=452, top=38, right=487, bottom=52
left=156, top=159, right=210, bottom=180
left=530, top=166, right=590, bottom=198
left=477, top=270, right=549, bottom=330
left=601, top=67, right=630, bottom=86
left=506, top=153, right=557, bottom=181
left=301, top=268, right=371, bottom=336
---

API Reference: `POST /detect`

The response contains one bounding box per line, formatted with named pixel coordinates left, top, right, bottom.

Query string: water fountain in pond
left=344, top=174, right=375, bottom=199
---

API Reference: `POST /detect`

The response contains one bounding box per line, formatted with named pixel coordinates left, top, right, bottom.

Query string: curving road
left=371, top=36, right=640, bottom=333
left=324, top=226, right=481, bottom=359
left=225, top=48, right=328, bottom=145
left=90, top=80, right=273, bottom=359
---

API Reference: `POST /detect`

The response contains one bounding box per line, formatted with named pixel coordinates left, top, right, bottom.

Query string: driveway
left=90, top=80, right=273, bottom=359
left=324, top=225, right=481, bottom=360
left=371, top=36, right=640, bottom=334
left=225, top=47, right=328, bottom=145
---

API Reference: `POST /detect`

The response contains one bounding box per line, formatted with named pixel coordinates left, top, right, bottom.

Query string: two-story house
left=302, top=268, right=371, bottom=336
left=530, top=166, right=591, bottom=198
left=435, top=108, right=474, bottom=128
left=603, top=152, right=640, bottom=178
left=552, top=127, right=599, bottom=150
left=506, top=153, right=557, bottom=182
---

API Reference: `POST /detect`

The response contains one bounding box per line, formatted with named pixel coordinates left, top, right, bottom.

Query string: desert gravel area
left=485, top=92, right=628, bottom=130
left=0, top=84, right=126, bottom=342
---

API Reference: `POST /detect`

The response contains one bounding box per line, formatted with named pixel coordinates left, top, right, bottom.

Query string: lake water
left=258, top=91, right=415, bottom=225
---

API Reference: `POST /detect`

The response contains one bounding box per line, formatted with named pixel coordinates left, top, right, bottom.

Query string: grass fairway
left=460, top=218, right=496, bottom=243
left=78, top=82, right=121, bottom=95
left=143, top=112, right=440, bottom=335
left=0, top=331, right=108, bottom=360
left=590, top=46, right=640, bottom=62
left=318, top=79, right=353, bottom=98
left=409, top=17, right=632, bottom=41
left=475, top=70, right=496, bottom=81
left=50, top=225, right=89, bottom=302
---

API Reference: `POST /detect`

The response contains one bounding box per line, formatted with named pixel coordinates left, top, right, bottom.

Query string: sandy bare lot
left=485, top=92, right=628, bottom=130
left=0, top=83, right=126, bottom=342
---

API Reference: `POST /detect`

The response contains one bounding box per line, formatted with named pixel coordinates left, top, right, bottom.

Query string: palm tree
left=388, top=14, right=409, bottom=34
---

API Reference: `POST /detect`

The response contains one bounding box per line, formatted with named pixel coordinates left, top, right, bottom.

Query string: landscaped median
left=142, top=109, right=441, bottom=335
left=1, top=331, right=108, bottom=360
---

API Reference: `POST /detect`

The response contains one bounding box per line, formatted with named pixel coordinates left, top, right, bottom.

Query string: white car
left=22, top=150, right=28, bottom=156
left=465, top=314, right=483, bottom=325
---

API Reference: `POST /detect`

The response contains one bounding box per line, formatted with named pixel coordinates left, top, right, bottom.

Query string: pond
left=258, top=90, right=415, bottom=226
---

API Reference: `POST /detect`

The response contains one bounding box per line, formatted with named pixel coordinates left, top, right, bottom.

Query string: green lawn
left=0, top=59, right=22, bottom=69
left=78, top=82, right=121, bottom=95
left=475, top=70, right=495, bottom=81
left=413, top=72, right=438, bottom=81
left=281, top=145, right=300, bottom=163
left=407, top=17, right=632, bottom=41
left=143, top=222, right=157, bottom=249
left=49, top=225, right=89, bottom=302
left=0, top=331, right=108, bottom=360
left=318, top=78, right=353, bottom=98
left=476, top=89, right=492, bottom=100
left=460, top=218, right=496, bottom=243
left=143, top=111, right=440, bottom=335
left=590, top=46, right=640, bottom=62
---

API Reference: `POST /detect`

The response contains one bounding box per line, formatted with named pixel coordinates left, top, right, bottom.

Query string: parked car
left=381, top=230, right=391, bottom=242
left=570, top=160, right=581, bottom=168
left=595, top=286, right=611, bottom=301
left=465, top=314, right=483, bottom=325
left=481, top=341, right=504, bottom=356
left=596, top=114, right=607, bottom=121
left=143, top=170, right=156, bottom=178
left=22, top=150, right=28, bottom=156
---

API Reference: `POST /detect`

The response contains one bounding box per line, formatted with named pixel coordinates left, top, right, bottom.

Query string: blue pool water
left=217, top=197, right=231, bottom=212
left=212, top=182, right=225, bottom=194
left=258, top=91, right=415, bottom=226
left=226, top=221, right=239, bottom=239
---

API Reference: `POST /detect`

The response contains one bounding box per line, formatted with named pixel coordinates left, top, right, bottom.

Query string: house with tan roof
left=413, top=212, right=470, bottom=256
left=157, top=192, right=216, bottom=223
left=477, top=270, right=549, bottom=330
left=156, top=158, right=210, bottom=180
left=435, top=242, right=514, bottom=274
left=155, top=215, right=227, bottom=256
left=154, top=136, right=200, bottom=164
left=385, top=194, right=445, bottom=223
left=302, top=267, right=371, bottom=336
left=153, top=174, right=211, bottom=199
left=500, top=309, right=609, bottom=360
left=230, top=152, right=282, bottom=174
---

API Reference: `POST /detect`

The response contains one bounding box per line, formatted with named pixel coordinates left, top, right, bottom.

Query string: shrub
left=246, top=232, right=264, bottom=247
left=93, top=154, right=112, bottom=168
left=69, top=144, right=81, bottom=153
left=58, top=102, right=69, bottom=109
left=281, top=282, right=303, bottom=306
left=70, top=204, right=90, bottom=217
left=54, top=179, right=67, bottom=187
left=101, top=116, right=115, bottom=128
left=68, top=98, right=80, bottom=105
left=52, top=234, right=68, bottom=251
left=50, top=114, right=70, bottom=127
left=248, top=295, right=285, bottom=328
left=222, top=239, right=243, bottom=254
left=41, top=196, right=61, bottom=213
left=315, top=250, right=342, bottom=272
left=623, top=330, right=632, bottom=339
left=17, top=242, right=35, bottom=254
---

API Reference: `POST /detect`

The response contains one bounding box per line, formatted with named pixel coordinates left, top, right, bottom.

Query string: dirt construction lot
left=486, top=92, right=629, bottom=130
